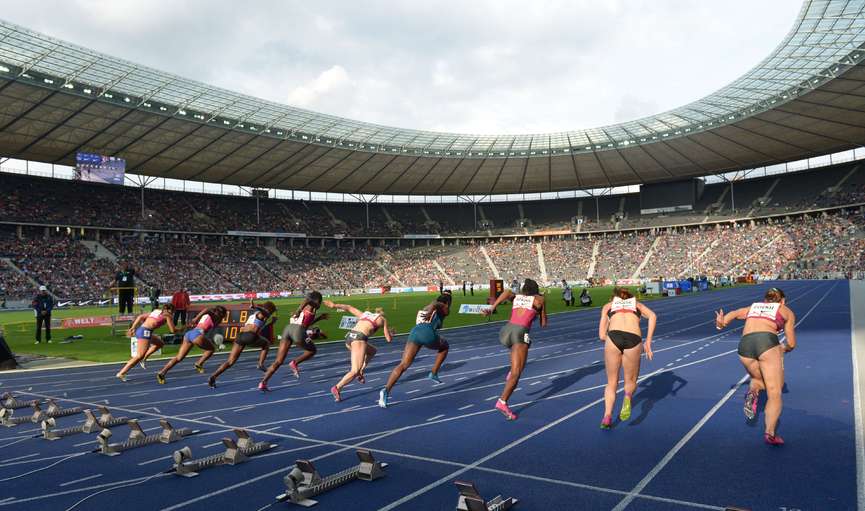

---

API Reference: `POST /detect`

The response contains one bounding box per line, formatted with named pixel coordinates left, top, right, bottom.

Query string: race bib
left=290, top=314, right=304, bottom=325
left=513, top=295, right=535, bottom=310
left=747, top=302, right=780, bottom=321
left=416, top=310, right=430, bottom=324
left=142, top=329, right=151, bottom=338
left=348, top=331, right=362, bottom=340
left=523, top=333, right=532, bottom=345
left=611, top=297, right=637, bottom=313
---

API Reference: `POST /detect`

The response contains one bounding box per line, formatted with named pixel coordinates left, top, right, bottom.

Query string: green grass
left=0, top=285, right=736, bottom=363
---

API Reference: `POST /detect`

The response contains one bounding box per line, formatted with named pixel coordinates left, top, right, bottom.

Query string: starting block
left=171, top=429, right=277, bottom=477
left=42, top=407, right=129, bottom=440
left=1, top=392, right=40, bottom=410
left=455, top=480, right=518, bottom=511
left=1, top=399, right=82, bottom=427
left=277, top=449, right=387, bottom=507
left=98, top=419, right=196, bottom=456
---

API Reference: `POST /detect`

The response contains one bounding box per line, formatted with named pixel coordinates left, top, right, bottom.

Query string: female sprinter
left=483, top=278, right=547, bottom=420
left=156, top=306, right=227, bottom=384
left=715, top=287, right=796, bottom=445
left=207, top=301, right=277, bottom=388
left=258, top=292, right=328, bottom=391
left=325, top=300, right=394, bottom=402
left=597, top=287, right=657, bottom=429
left=378, top=293, right=452, bottom=408
left=116, top=304, right=177, bottom=382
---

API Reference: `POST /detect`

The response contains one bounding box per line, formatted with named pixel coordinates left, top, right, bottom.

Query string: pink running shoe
left=289, top=360, right=300, bottom=379
left=600, top=415, right=612, bottom=430
left=330, top=386, right=342, bottom=402
left=258, top=382, right=269, bottom=392
left=764, top=433, right=785, bottom=445
left=495, top=399, right=517, bottom=420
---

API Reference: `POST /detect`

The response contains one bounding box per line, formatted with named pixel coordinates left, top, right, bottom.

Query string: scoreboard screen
left=75, top=152, right=126, bottom=185
left=640, top=178, right=703, bottom=214
left=187, top=303, right=272, bottom=343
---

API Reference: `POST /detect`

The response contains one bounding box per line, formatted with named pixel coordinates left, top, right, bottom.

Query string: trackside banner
left=459, top=304, right=492, bottom=314
left=339, top=316, right=359, bottom=330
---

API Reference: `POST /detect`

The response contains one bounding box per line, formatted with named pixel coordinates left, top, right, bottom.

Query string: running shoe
left=289, top=360, right=300, bottom=378
left=258, top=382, right=269, bottom=392
left=427, top=372, right=442, bottom=384
left=331, top=386, right=342, bottom=402
left=619, top=396, right=632, bottom=421
left=495, top=399, right=517, bottom=420
left=256, top=365, right=266, bottom=372
left=600, top=415, right=612, bottom=430
left=34, top=341, right=40, bottom=345
left=378, top=389, right=389, bottom=408
left=207, top=376, right=216, bottom=388
left=156, top=373, right=166, bottom=385
left=115, top=373, right=127, bottom=383
left=764, top=433, right=785, bottom=446
left=357, top=372, right=366, bottom=384
left=744, top=390, right=758, bottom=421
left=194, top=364, right=204, bottom=374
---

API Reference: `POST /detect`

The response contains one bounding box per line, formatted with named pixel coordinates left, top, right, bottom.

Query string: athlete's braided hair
left=294, top=291, right=323, bottom=319
left=764, top=287, right=786, bottom=303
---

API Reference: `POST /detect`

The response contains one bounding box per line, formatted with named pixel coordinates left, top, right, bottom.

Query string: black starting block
left=276, top=449, right=387, bottom=507
left=1, top=399, right=82, bottom=427
left=455, top=480, right=518, bottom=511
left=98, top=419, right=196, bottom=456
left=42, top=407, right=129, bottom=440
left=1, top=392, right=39, bottom=410
left=171, top=429, right=276, bottom=477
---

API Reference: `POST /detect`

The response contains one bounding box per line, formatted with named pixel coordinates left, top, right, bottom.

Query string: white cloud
left=285, top=65, right=352, bottom=108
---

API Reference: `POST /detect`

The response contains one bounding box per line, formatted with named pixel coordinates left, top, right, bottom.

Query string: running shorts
left=738, top=332, right=780, bottom=360
left=607, top=330, right=642, bottom=353
left=499, top=322, right=530, bottom=348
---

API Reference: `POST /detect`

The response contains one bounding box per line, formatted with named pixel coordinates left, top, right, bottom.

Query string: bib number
left=523, top=333, right=531, bottom=345
left=416, top=310, right=429, bottom=325
left=513, top=295, right=534, bottom=310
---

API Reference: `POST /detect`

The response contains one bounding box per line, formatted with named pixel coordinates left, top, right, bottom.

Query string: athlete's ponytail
left=521, top=279, right=540, bottom=296
left=612, top=287, right=634, bottom=300
left=764, top=287, right=786, bottom=303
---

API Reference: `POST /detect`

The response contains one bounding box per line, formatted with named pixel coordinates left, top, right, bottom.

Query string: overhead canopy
left=0, top=0, right=864, bottom=194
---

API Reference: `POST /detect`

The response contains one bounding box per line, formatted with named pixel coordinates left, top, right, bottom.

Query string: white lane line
left=137, top=455, right=169, bottom=466
left=0, top=497, right=14, bottom=504
left=485, top=395, right=499, bottom=401
left=290, top=428, right=307, bottom=438
left=174, top=399, right=196, bottom=405
left=530, top=381, right=542, bottom=386
left=849, top=280, right=865, bottom=511
left=2, top=453, right=39, bottom=463
left=203, top=441, right=223, bottom=448
left=234, top=405, right=255, bottom=412
left=458, top=404, right=474, bottom=411
left=455, top=377, right=467, bottom=381
left=212, top=416, right=225, bottom=424
left=301, top=415, right=322, bottom=422
left=73, top=439, right=95, bottom=447
left=610, top=374, right=749, bottom=511
left=261, top=426, right=281, bottom=432
left=426, top=415, right=445, bottom=422
left=406, top=389, right=421, bottom=394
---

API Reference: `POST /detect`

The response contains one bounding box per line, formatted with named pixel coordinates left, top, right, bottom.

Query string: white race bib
left=513, top=295, right=535, bottom=310
left=416, top=310, right=430, bottom=325
left=290, top=314, right=304, bottom=325
left=747, top=302, right=780, bottom=321
left=611, top=297, right=637, bottom=313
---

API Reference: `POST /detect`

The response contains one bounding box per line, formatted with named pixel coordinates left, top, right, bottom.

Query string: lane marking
left=458, top=404, right=474, bottom=411
left=426, top=414, right=445, bottom=422
left=290, top=428, right=307, bottom=438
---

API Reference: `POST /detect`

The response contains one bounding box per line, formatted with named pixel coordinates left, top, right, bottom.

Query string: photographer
left=32, top=285, right=54, bottom=344
left=115, top=263, right=136, bottom=313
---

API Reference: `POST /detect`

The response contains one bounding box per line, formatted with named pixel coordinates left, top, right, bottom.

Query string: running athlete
left=326, top=300, right=394, bottom=402
left=483, top=278, right=547, bottom=420
left=116, top=304, right=177, bottom=382
left=715, top=287, right=796, bottom=445
left=597, top=287, right=657, bottom=430
left=378, top=294, right=452, bottom=408
left=156, top=306, right=227, bottom=384
left=258, top=292, right=328, bottom=391
left=208, top=301, right=277, bottom=387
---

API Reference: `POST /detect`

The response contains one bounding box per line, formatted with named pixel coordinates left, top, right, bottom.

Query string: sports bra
left=608, top=297, right=641, bottom=318
left=416, top=308, right=444, bottom=330
left=246, top=312, right=266, bottom=331
left=746, top=302, right=786, bottom=332
left=355, top=311, right=382, bottom=333
left=146, top=309, right=167, bottom=328
left=290, top=308, right=315, bottom=328
left=196, top=314, right=215, bottom=332
left=509, top=294, right=539, bottom=329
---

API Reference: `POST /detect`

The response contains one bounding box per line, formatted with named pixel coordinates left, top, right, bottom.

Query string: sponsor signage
left=458, top=304, right=492, bottom=315
left=339, top=316, right=359, bottom=330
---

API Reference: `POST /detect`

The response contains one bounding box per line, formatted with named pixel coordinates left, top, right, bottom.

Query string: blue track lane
left=0, top=280, right=859, bottom=510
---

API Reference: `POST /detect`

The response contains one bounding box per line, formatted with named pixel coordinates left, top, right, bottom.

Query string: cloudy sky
left=2, top=0, right=801, bottom=135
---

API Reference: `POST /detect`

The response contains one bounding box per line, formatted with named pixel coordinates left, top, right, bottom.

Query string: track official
left=32, top=285, right=54, bottom=344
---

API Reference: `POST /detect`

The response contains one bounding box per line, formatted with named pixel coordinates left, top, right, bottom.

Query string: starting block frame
left=98, top=419, right=195, bottom=456
left=455, top=480, right=518, bottom=511
left=171, top=429, right=276, bottom=477
left=1, top=392, right=40, bottom=410
left=42, top=407, right=129, bottom=440
left=277, top=449, right=387, bottom=507
left=1, top=399, right=82, bottom=427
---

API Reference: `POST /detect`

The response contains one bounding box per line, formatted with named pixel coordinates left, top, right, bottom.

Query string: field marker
left=426, top=414, right=445, bottom=422
left=458, top=404, right=474, bottom=411
left=406, top=389, right=421, bottom=394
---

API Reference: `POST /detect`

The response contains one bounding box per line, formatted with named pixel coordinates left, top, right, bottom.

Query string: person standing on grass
left=32, top=285, right=54, bottom=344
left=715, top=287, right=796, bottom=445
left=325, top=300, right=394, bottom=402
left=562, top=280, right=573, bottom=306
left=597, top=287, right=657, bottom=430
left=171, top=288, right=191, bottom=326
left=115, top=263, right=136, bottom=314
left=378, top=293, right=452, bottom=408
left=483, top=279, right=547, bottom=420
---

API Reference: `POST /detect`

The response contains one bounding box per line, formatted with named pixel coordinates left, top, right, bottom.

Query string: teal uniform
left=408, top=310, right=445, bottom=347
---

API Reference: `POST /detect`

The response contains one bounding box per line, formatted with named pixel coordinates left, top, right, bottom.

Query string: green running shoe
left=619, top=396, right=632, bottom=421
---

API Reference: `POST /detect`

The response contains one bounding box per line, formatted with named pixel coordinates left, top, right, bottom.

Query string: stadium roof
left=0, top=0, right=864, bottom=195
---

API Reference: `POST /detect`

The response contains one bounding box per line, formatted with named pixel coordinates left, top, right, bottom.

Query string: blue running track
left=0, top=280, right=861, bottom=510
